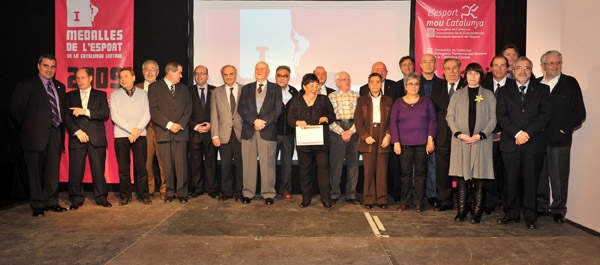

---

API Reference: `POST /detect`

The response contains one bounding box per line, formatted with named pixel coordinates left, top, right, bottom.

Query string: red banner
left=55, top=0, right=134, bottom=183
left=415, top=0, right=495, bottom=77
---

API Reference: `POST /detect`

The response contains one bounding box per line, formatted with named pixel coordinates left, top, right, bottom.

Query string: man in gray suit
left=238, top=61, right=283, bottom=205
left=147, top=62, right=192, bottom=203
left=210, top=65, right=244, bottom=201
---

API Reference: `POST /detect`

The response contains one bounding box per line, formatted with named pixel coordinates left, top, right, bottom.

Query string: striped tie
left=46, top=81, right=60, bottom=127
left=170, top=84, right=175, bottom=97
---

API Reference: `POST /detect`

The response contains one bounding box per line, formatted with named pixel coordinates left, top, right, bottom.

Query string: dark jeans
left=115, top=137, right=149, bottom=200
left=398, top=144, right=427, bottom=207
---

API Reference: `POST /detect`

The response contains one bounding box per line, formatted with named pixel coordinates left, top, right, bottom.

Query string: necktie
left=519, top=86, right=526, bottom=101
left=230, top=87, right=236, bottom=114
left=258, top=83, right=263, bottom=94
left=449, top=83, right=455, bottom=98
left=45, top=81, right=60, bottom=127
left=496, top=83, right=500, bottom=96
left=170, top=84, right=175, bottom=97
left=199, top=87, right=206, bottom=109
left=81, top=90, right=89, bottom=109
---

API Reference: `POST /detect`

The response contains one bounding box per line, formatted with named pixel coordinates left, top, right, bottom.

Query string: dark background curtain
left=0, top=0, right=526, bottom=208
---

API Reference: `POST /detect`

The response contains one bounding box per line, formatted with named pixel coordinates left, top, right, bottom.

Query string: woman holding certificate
left=390, top=72, right=437, bottom=212
left=354, top=73, right=394, bottom=209
left=287, top=73, right=336, bottom=209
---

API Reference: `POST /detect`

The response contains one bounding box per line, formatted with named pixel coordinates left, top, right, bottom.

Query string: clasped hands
left=365, top=134, right=391, bottom=148
left=128, top=128, right=141, bottom=143
left=295, top=117, right=328, bottom=130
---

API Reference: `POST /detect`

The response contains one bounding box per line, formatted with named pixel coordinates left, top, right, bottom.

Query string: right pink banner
left=415, top=0, right=496, bottom=76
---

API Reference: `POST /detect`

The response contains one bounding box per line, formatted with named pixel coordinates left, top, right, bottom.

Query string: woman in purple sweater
left=390, top=72, right=437, bottom=212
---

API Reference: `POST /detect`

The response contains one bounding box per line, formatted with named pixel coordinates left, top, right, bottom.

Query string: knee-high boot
left=455, top=177, right=467, bottom=222
left=471, top=179, right=485, bottom=223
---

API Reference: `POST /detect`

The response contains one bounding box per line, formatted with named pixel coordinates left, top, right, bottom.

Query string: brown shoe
left=283, top=192, right=292, bottom=199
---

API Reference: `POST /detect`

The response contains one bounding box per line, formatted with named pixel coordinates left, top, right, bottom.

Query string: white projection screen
left=193, top=1, right=412, bottom=91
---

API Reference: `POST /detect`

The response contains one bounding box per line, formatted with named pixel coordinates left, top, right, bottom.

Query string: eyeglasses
left=276, top=74, right=289, bottom=78
left=543, top=61, right=563, bottom=66
left=515, top=66, right=532, bottom=71
left=406, top=82, right=419, bottom=86
left=194, top=72, right=207, bottom=76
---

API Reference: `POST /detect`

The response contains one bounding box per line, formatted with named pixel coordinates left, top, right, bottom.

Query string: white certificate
left=295, top=125, right=324, bottom=146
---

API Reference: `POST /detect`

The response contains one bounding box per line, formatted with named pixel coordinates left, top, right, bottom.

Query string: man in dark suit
left=359, top=61, right=400, bottom=101
left=238, top=61, right=283, bottom=204
left=148, top=62, right=192, bottom=203
left=274, top=65, right=299, bottom=199
left=431, top=58, right=466, bottom=212
left=188, top=65, right=217, bottom=199
left=536, top=50, right=586, bottom=223
left=481, top=55, right=516, bottom=214
left=65, top=67, right=111, bottom=209
left=10, top=54, right=67, bottom=216
left=419, top=54, right=443, bottom=207
left=313, top=66, right=335, bottom=95
left=210, top=65, right=244, bottom=201
left=496, top=56, right=551, bottom=229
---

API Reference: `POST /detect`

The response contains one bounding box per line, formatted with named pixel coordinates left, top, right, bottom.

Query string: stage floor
left=1, top=191, right=599, bottom=265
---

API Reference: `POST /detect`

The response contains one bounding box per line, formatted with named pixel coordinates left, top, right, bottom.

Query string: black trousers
left=115, top=137, right=149, bottom=200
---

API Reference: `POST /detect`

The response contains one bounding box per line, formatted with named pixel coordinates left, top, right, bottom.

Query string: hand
left=197, top=122, right=210, bottom=133
left=75, top=130, right=89, bottom=143
left=128, top=134, right=137, bottom=143
left=426, top=139, right=435, bottom=154
left=341, top=130, right=353, bottom=142
left=254, top=119, right=266, bottom=131
left=70, top=107, right=87, bottom=117
left=296, top=120, right=308, bottom=129
left=493, top=131, right=501, bottom=142
left=170, top=123, right=182, bottom=133
left=131, top=128, right=141, bottom=138
left=212, top=138, right=221, bottom=147
left=381, top=135, right=391, bottom=148
left=515, top=131, right=530, bottom=145
left=365, top=136, right=376, bottom=145
left=463, top=134, right=481, bottom=145
left=393, top=143, right=402, bottom=155
left=318, top=117, right=329, bottom=124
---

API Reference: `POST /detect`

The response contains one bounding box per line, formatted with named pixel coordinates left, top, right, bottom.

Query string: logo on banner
left=67, top=0, right=99, bottom=27
left=461, top=4, right=479, bottom=19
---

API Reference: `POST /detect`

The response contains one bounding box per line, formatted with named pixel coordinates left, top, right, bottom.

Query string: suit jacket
left=482, top=76, right=516, bottom=133
left=536, top=74, right=586, bottom=147
left=210, top=83, right=244, bottom=144
left=10, top=76, right=66, bottom=152
left=147, top=79, right=192, bottom=143
left=64, top=88, right=109, bottom=149
left=496, top=79, right=551, bottom=153
left=419, top=74, right=442, bottom=96
left=430, top=78, right=467, bottom=146
left=188, top=84, right=216, bottom=143
left=359, top=79, right=400, bottom=101
left=238, top=81, right=282, bottom=141
left=277, top=85, right=299, bottom=135
left=354, top=94, right=393, bottom=153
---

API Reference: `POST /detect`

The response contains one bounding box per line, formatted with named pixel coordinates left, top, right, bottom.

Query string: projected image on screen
left=194, top=1, right=411, bottom=91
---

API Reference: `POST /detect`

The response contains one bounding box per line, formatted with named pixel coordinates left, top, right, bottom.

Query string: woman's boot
left=471, top=179, right=485, bottom=223
left=455, top=178, right=467, bottom=222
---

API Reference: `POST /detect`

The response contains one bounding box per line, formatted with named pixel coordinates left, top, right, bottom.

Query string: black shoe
left=265, top=198, right=274, bottom=205
left=221, top=195, right=231, bottom=201
left=69, top=203, right=82, bottom=210
left=45, top=205, right=67, bottom=212
left=346, top=199, right=362, bottom=205
left=119, top=198, right=131, bottom=206
left=179, top=197, right=188, bottom=203
left=537, top=210, right=551, bottom=217
left=209, top=193, right=221, bottom=199
left=525, top=220, right=537, bottom=229
left=364, top=204, right=372, bottom=209
left=164, top=197, right=173, bottom=203
left=141, top=198, right=152, bottom=205
left=300, top=202, right=310, bottom=208
left=433, top=201, right=452, bottom=212
left=483, top=207, right=493, bottom=215
left=97, top=201, right=112, bottom=208
left=455, top=213, right=466, bottom=222
left=323, top=202, right=333, bottom=209
left=427, top=197, right=438, bottom=207
left=189, top=191, right=202, bottom=198
left=331, top=197, right=340, bottom=204
left=241, top=197, right=252, bottom=204
left=380, top=204, right=388, bottom=209
left=497, top=217, right=520, bottom=224
left=235, top=195, right=243, bottom=202
left=32, top=209, right=45, bottom=217
left=553, top=213, right=565, bottom=223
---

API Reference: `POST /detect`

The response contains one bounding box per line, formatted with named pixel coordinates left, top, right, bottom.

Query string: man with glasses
left=275, top=65, right=299, bottom=199
left=496, top=56, right=551, bottom=229
left=536, top=50, right=586, bottom=223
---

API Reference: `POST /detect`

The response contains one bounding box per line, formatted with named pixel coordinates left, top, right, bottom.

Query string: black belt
left=335, top=119, right=354, bottom=122
left=373, top=123, right=381, bottom=128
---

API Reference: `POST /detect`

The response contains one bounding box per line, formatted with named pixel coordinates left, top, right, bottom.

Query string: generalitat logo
left=67, top=0, right=99, bottom=27
left=460, top=4, right=479, bottom=19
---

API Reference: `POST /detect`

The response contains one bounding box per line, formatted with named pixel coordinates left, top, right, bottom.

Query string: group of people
left=10, top=47, right=586, bottom=231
